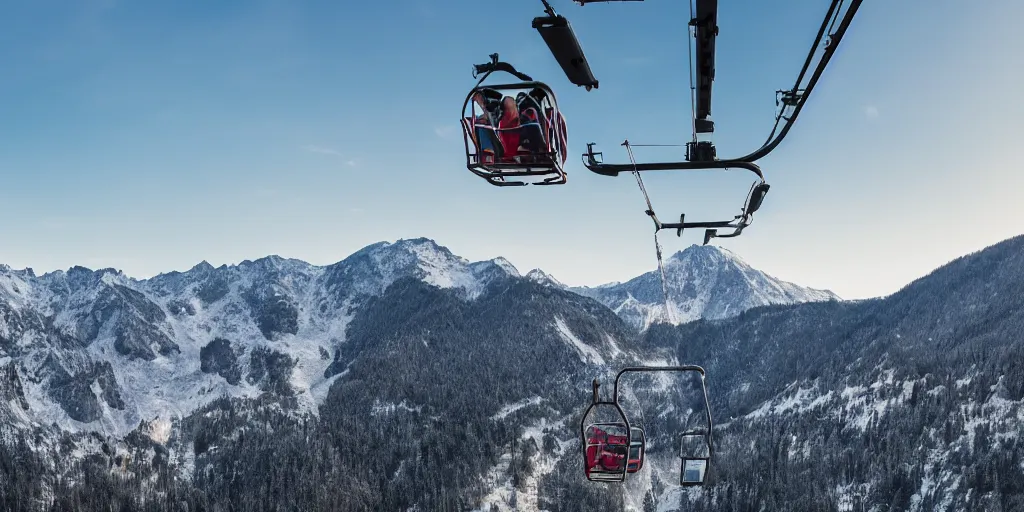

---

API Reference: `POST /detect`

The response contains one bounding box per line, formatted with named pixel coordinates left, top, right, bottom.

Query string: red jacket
left=498, top=115, right=520, bottom=160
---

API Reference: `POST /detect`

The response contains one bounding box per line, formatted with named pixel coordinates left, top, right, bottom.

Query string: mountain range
left=0, top=239, right=830, bottom=438
left=1, top=235, right=1021, bottom=511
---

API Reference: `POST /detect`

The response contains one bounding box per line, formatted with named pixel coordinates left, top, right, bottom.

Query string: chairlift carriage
left=580, top=366, right=713, bottom=486
left=461, top=54, right=569, bottom=187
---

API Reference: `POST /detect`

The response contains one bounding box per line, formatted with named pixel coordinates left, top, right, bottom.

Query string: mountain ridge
left=1, top=239, right=835, bottom=333
left=571, top=244, right=840, bottom=330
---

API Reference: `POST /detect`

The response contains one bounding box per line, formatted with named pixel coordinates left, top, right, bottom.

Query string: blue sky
left=1, top=0, right=1022, bottom=300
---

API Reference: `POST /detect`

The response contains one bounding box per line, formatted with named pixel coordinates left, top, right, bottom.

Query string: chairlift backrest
left=627, top=427, right=646, bottom=473
left=679, top=430, right=712, bottom=486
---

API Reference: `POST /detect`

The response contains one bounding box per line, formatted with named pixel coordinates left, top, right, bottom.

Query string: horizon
left=3, top=231, right=1019, bottom=302
left=1, top=1, right=1021, bottom=301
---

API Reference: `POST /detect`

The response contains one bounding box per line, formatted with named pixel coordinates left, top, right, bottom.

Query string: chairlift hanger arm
left=580, top=0, right=862, bottom=176
left=651, top=180, right=768, bottom=243
left=659, top=218, right=738, bottom=230
left=648, top=215, right=751, bottom=246
left=741, top=0, right=863, bottom=162
left=472, top=54, right=533, bottom=84
left=611, top=366, right=705, bottom=403
left=584, top=149, right=765, bottom=179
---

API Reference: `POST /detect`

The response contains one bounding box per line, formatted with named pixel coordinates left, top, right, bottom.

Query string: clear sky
left=1, top=0, right=1022, bottom=300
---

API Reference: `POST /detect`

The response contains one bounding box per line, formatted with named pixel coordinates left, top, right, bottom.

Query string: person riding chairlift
left=496, top=96, right=523, bottom=160
left=467, top=90, right=503, bottom=164
left=472, top=89, right=501, bottom=126
left=465, top=89, right=558, bottom=166
left=515, top=92, right=550, bottom=158
left=524, top=87, right=567, bottom=166
left=495, top=94, right=551, bottom=163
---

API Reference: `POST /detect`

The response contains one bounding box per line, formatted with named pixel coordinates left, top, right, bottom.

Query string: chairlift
left=461, top=54, right=569, bottom=187
left=580, top=366, right=713, bottom=486
left=580, top=379, right=632, bottom=482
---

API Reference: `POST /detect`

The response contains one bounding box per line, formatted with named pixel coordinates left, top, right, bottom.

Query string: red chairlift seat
left=583, top=421, right=630, bottom=482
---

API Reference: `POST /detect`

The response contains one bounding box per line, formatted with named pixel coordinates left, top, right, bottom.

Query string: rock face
left=572, top=244, right=839, bottom=330
left=0, top=362, right=29, bottom=412
left=246, top=348, right=296, bottom=396
left=200, top=338, right=241, bottom=385
left=44, top=359, right=124, bottom=423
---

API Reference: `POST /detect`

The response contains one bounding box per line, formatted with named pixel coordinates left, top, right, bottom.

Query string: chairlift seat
left=679, top=430, right=712, bottom=486
left=626, top=426, right=646, bottom=473
left=744, top=182, right=770, bottom=216
left=583, top=420, right=631, bottom=482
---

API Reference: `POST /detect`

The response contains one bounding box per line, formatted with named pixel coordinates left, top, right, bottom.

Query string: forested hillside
left=643, top=234, right=1024, bottom=511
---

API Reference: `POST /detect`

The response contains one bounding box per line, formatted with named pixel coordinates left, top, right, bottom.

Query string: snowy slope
left=571, top=244, right=839, bottom=331
left=0, top=238, right=520, bottom=439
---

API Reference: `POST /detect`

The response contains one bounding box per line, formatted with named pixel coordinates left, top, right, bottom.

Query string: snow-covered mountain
left=571, top=244, right=839, bottom=331
left=0, top=238, right=527, bottom=439
left=3, top=234, right=1024, bottom=511
left=0, top=238, right=838, bottom=443
left=0, top=236, right=641, bottom=511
